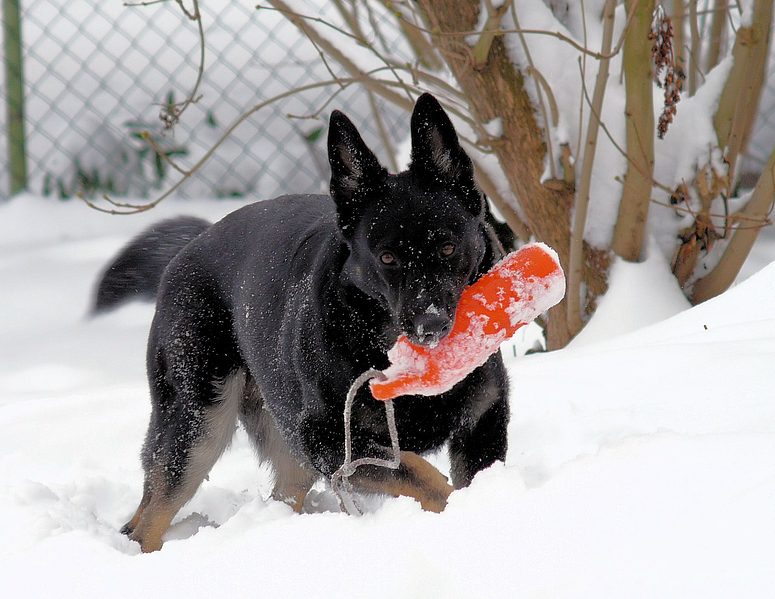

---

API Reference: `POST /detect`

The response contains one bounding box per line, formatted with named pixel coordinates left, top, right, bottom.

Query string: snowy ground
left=1, top=193, right=775, bottom=598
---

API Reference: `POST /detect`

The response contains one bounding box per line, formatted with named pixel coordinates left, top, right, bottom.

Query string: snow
left=648, top=56, right=736, bottom=266
left=499, top=1, right=749, bottom=265
left=3, top=0, right=775, bottom=591
left=570, top=237, right=691, bottom=347
left=1, top=193, right=775, bottom=596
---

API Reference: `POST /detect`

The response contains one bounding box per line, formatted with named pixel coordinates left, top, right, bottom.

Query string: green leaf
left=305, top=126, right=325, bottom=143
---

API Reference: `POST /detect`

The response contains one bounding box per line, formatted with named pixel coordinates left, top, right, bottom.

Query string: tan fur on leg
left=124, top=372, right=244, bottom=552
left=350, top=450, right=453, bottom=512
left=270, top=454, right=317, bottom=513
left=252, top=389, right=319, bottom=513
left=124, top=466, right=182, bottom=553
left=130, top=499, right=178, bottom=553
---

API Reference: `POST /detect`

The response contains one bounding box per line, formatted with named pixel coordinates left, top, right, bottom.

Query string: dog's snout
left=410, top=311, right=452, bottom=347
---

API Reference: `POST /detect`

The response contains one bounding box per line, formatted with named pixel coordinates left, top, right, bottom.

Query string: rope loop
left=331, top=369, right=401, bottom=515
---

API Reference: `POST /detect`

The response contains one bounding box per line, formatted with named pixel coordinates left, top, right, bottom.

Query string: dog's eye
left=440, top=243, right=456, bottom=258
left=380, top=251, right=396, bottom=265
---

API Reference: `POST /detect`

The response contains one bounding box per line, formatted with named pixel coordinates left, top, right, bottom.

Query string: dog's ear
left=328, top=110, right=387, bottom=237
left=410, top=93, right=483, bottom=217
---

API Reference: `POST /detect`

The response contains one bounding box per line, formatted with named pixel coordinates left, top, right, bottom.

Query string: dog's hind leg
left=123, top=370, right=244, bottom=552
left=239, top=376, right=318, bottom=513
left=261, top=416, right=318, bottom=512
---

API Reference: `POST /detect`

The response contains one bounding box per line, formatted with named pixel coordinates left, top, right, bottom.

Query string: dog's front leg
left=448, top=387, right=509, bottom=489
left=297, top=401, right=453, bottom=512
left=344, top=450, right=453, bottom=512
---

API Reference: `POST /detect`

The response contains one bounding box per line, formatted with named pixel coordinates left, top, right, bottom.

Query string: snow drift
left=1, top=195, right=774, bottom=597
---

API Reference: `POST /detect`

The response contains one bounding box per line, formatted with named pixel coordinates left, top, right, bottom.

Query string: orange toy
left=370, top=242, right=566, bottom=401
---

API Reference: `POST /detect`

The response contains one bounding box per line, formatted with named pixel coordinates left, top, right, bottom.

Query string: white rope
left=331, top=368, right=401, bottom=515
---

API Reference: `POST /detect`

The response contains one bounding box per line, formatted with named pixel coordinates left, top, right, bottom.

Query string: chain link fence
left=0, top=0, right=409, bottom=200
left=2, top=1, right=775, bottom=201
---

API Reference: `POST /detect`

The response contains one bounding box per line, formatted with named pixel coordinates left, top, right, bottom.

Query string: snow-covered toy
left=371, top=242, right=566, bottom=400
left=332, top=242, right=566, bottom=513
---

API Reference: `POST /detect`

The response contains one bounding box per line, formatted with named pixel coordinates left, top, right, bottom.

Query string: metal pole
left=3, top=0, right=27, bottom=196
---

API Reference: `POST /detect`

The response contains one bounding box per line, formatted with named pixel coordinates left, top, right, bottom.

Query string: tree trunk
left=691, top=148, right=775, bottom=303
left=706, top=0, right=728, bottom=71
left=415, top=0, right=608, bottom=349
left=714, top=0, right=774, bottom=189
left=610, top=0, right=655, bottom=262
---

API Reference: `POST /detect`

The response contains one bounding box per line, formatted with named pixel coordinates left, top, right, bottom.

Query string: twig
left=376, top=0, right=442, bottom=70
left=367, top=90, right=400, bottom=172
left=511, top=7, right=556, bottom=180
left=260, top=1, right=416, bottom=110
left=85, top=71, right=434, bottom=215
left=141, top=132, right=187, bottom=176
left=568, top=0, right=616, bottom=335
left=123, top=0, right=168, bottom=6
left=165, top=0, right=206, bottom=127
left=526, top=67, right=559, bottom=127
left=471, top=159, right=531, bottom=241
left=578, top=62, right=682, bottom=202
left=86, top=77, right=365, bottom=214
left=173, top=0, right=197, bottom=20
left=650, top=195, right=768, bottom=229
left=124, top=0, right=206, bottom=129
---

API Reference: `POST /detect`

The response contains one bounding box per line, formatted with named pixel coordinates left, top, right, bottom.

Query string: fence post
left=3, top=0, right=27, bottom=196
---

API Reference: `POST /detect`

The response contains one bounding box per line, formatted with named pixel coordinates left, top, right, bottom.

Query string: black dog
left=96, top=94, right=509, bottom=552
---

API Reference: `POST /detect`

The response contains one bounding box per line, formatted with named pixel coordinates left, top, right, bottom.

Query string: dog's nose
left=411, top=312, right=452, bottom=348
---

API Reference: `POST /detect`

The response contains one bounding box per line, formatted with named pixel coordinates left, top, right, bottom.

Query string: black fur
left=103, top=94, right=509, bottom=550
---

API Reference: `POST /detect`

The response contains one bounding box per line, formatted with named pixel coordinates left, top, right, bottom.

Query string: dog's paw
left=398, top=451, right=454, bottom=513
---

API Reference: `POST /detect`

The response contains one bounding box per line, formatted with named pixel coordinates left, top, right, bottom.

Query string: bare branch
left=123, top=0, right=168, bottom=6
left=89, top=76, right=382, bottom=214
left=141, top=131, right=187, bottom=176
left=260, top=1, right=416, bottom=111
left=568, top=0, right=616, bottom=335
left=125, top=0, right=205, bottom=129
left=366, top=89, right=399, bottom=172
left=375, top=0, right=443, bottom=70
left=510, top=7, right=557, bottom=180
left=471, top=160, right=531, bottom=241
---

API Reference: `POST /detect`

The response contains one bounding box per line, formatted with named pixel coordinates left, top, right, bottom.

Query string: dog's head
left=328, top=93, right=489, bottom=348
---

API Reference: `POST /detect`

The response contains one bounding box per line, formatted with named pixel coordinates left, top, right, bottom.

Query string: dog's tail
left=92, top=216, right=211, bottom=314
